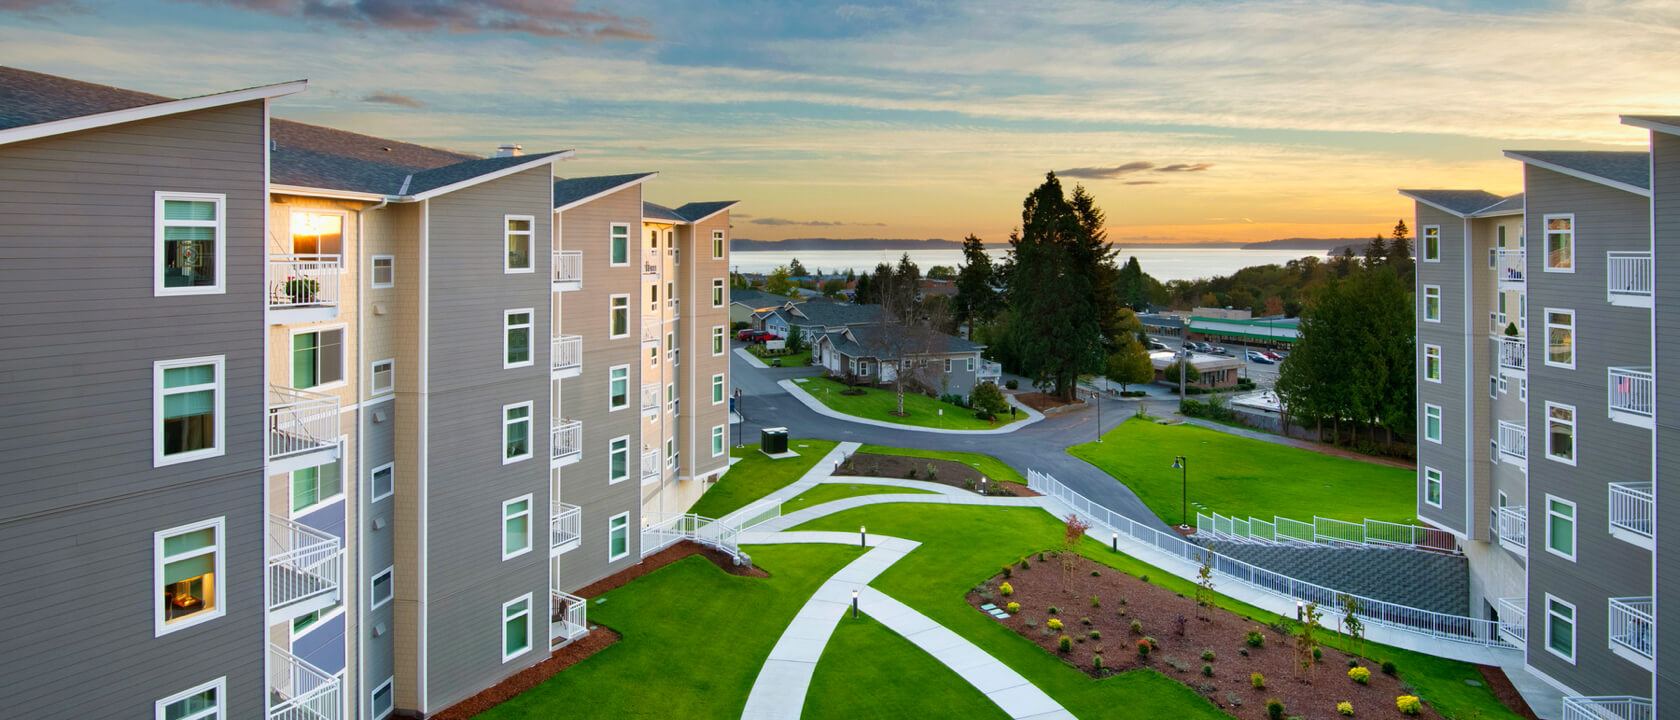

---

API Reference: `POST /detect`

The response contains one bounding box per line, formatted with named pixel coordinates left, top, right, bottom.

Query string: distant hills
left=1240, top=237, right=1374, bottom=251
left=731, top=236, right=1375, bottom=254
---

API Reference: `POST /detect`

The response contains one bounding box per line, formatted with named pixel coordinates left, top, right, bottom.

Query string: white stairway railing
left=1196, top=510, right=1459, bottom=553
left=1497, top=421, right=1528, bottom=466
left=1494, top=248, right=1525, bottom=284
left=1562, top=696, right=1652, bottom=720
left=552, top=250, right=582, bottom=285
left=550, top=418, right=582, bottom=462
left=267, top=515, right=341, bottom=613
left=641, top=448, right=661, bottom=480
left=268, top=644, right=342, bottom=720
left=552, top=334, right=582, bottom=374
left=268, top=385, right=339, bottom=461
left=268, top=254, right=341, bottom=310
left=1608, top=597, right=1655, bottom=662
left=641, top=383, right=661, bottom=413
left=551, top=501, right=581, bottom=550
left=1608, top=482, right=1654, bottom=541
left=642, top=315, right=662, bottom=343
left=1492, top=505, right=1528, bottom=553
left=1607, top=366, right=1654, bottom=420
left=1606, top=251, right=1653, bottom=303
left=1498, top=337, right=1527, bottom=372
left=1029, top=469, right=1513, bottom=648
left=550, top=589, right=589, bottom=646
left=641, top=512, right=748, bottom=565
left=1496, top=597, right=1526, bottom=645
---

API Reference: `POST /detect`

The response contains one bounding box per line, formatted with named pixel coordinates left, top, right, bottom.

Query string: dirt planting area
left=834, top=452, right=1034, bottom=497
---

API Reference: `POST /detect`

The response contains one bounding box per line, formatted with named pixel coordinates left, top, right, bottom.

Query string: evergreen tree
left=853, top=273, right=873, bottom=304
left=954, top=234, right=998, bottom=339
left=1115, top=256, right=1148, bottom=311
left=788, top=258, right=809, bottom=277
left=1364, top=235, right=1388, bottom=266
left=1005, top=172, right=1108, bottom=401
left=1069, top=184, right=1122, bottom=347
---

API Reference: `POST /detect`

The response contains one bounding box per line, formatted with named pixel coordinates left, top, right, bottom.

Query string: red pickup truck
left=736, top=329, right=780, bottom=343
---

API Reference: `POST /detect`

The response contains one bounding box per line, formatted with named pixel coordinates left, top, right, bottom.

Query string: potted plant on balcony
left=1504, top=322, right=1519, bottom=337
left=285, top=277, right=320, bottom=304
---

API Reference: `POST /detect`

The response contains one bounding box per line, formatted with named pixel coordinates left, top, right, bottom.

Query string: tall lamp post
left=734, top=388, right=744, bottom=448
left=1171, top=455, right=1188, bottom=529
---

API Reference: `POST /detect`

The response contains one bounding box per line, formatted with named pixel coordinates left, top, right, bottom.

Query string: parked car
left=1196, top=342, right=1215, bottom=353
left=1262, top=350, right=1285, bottom=361
left=1149, top=340, right=1170, bottom=351
left=1210, top=346, right=1229, bottom=356
left=736, top=329, right=760, bottom=342
left=1246, top=350, right=1275, bottom=364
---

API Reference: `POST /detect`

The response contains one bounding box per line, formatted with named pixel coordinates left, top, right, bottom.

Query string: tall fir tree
left=1005, top=172, right=1108, bottom=401
left=954, top=234, right=998, bottom=339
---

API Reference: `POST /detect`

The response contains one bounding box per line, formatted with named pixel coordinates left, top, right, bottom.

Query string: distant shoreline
left=731, top=236, right=1369, bottom=253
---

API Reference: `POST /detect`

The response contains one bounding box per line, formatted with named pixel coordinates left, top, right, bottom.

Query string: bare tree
left=870, top=268, right=951, bottom=416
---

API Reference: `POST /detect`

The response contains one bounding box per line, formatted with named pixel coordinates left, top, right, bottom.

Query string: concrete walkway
left=735, top=346, right=771, bottom=369
left=777, top=378, right=1045, bottom=435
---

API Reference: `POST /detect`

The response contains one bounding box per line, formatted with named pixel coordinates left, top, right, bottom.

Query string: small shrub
left=1006, top=378, right=1019, bottom=389
left=1000, top=565, right=1012, bottom=578
left=1348, top=666, right=1370, bottom=685
left=1338, top=701, right=1354, bottom=716
left=999, top=581, right=1013, bottom=597
left=1312, top=646, right=1323, bottom=662
left=1092, top=654, right=1104, bottom=671
left=1047, top=618, right=1063, bottom=631
left=1089, top=630, right=1101, bottom=640
left=1090, top=570, right=1100, bottom=577
left=1117, top=597, right=1127, bottom=606
left=1381, top=660, right=1397, bottom=676
left=1245, top=628, right=1265, bottom=647
left=1080, top=617, right=1092, bottom=626
left=1266, top=699, right=1285, bottom=720
left=1129, top=620, right=1143, bottom=635
left=1140, top=574, right=1149, bottom=582
left=1239, top=649, right=1249, bottom=657
left=1201, top=664, right=1214, bottom=677
left=1115, top=608, right=1126, bottom=617
left=1039, top=627, right=1053, bottom=637
left=1025, top=619, right=1037, bottom=628
left=1225, top=693, right=1244, bottom=708
left=1395, top=696, right=1421, bottom=715
left=1058, top=635, right=1072, bottom=653
left=1136, top=639, right=1152, bottom=657
left=925, top=463, right=937, bottom=481
left=1019, top=558, right=1030, bottom=569
left=1091, top=594, right=1101, bottom=607
left=1174, top=614, right=1188, bottom=637
left=1006, top=602, right=1019, bottom=614
left=977, top=591, right=994, bottom=601
left=1347, top=659, right=1360, bottom=668
left=906, top=467, right=917, bottom=479
left=1038, top=552, right=1046, bottom=561
left=1250, top=672, right=1266, bottom=689
left=1144, top=636, right=1158, bottom=649
left=1196, top=682, right=1216, bottom=695
left=1166, top=657, right=1190, bottom=672
left=1200, top=649, right=1216, bottom=662
left=1047, top=606, right=1059, bottom=615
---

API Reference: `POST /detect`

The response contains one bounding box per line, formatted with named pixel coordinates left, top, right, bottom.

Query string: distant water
left=728, top=247, right=1325, bottom=283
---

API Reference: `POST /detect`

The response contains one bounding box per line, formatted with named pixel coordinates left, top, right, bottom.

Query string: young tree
left=1194, top=552, right=1216, bottom=620
left=1162, top=359, right=1199, bottom=389
left=954, top=234, right=999, bottom=339
left=1337, top=593, right=1365, bottom=658
left=1106, top=340, right=1155, bottom=392
left=1297, top=602, right=1322, bottom=681
left=1061, top=513, right=1092, bottom=592
left=788, top=257, right=809, bottom=277
left=926, top=265, right=956, bottom=280
left=1006, top=173, right=1109, bottom=401
left=765, top=266, right=797, bottom=297
left=853, top=273, right=873, bottom=305
left=820, top=278, right=846, bottom=298
left=970, top=381, right=1009, bottom=418
left=872, top=268, right=947, bottom=415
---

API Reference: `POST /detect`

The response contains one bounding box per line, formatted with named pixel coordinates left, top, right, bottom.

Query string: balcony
left=641, top=383, right=661, bottom=416
left=1492, top=505, right=1527, bottom=555
left=550, top=418, right=581, bottom=467
left=1607, top=366, right=1654, bottom=428
left=268, top=644, right=342, bottom=720
left=268, top=386, right=340, bottom=475
left=1496, top=597, right=1525, bottom=646
left=1496, top=421, right=1527, bottom=470
left=1607, top=597, right=1655, bottom=669
left=268, top=254, right=341, bottom=324
left=551, top=501, right=581, bottom=555
left=550, top=590, right=589, bottom=649
left=552, top=334, right=582, bottom=379
left=552, top=250, right=582, bottom=291
left=1494, top=248, right=1525, bottom=286
left=1608, top=482, right=1654, bottom=549
left=1561, top=697, right=1652, bottom=720
left=642, top=247, right=661, bottom=276
left=642, top=448, right=661, bottom=483
left=267, top=515, right=342, bottom=624
left=1498, top=336, right=1526, bottom=374
left=642, top=315, right=662, bottom=344
left=977, top=360, right=1003, bottom=383
left=1606, top=251, right=1653, bottom=308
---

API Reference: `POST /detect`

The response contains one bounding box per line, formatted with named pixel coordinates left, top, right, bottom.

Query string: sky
left=3, top=0, right=1677, bottom=245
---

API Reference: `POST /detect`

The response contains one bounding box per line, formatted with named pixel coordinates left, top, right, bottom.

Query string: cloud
left=1123, top=180, right=1163, bottom=185
left=0, top=0, right=77, bottom=12
left=1057, top=161, right=1155, bottom=179
left=751, top=217, right=886, bottom=226
left=181, top=0, right=655, bottom=41
left=361, top=91, right=424, bottom=108
left=1155, top=163, right=1213, bottom=172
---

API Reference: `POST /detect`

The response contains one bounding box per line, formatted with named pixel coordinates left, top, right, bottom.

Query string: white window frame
left=501, top=494, right=533, bottom=560
left=1545, top=594, right=1577, bottom=664
left=154, top=355, right=226, bottom=467
left=1489, top=375, right=1498, bottom=399
left=1423, top=344, right=1442, bottom=383
left=1545, top=495, right=1577, bottom=562
left=1519, top=378, right=1527, bottom=401
left=712, top=230, right=725, bottom=259
left=289, top=325, right=348, bottom=391
left=711, top=425, right=725, bottom=457
left=154, top=191, right=226, bottom=296
left=502, top=401, right=533, bottom=464
left=609, top=223, right=631, bottom=266
left=1423, top=467, right=1442, bottom=508
left=1543, top=214, right=1574, bottom=273
left=371, top=255, right=395, bottom=289
left=501, top=593, right=533, bottom=662
left=1421, top=225, right=1440, bottom=262
left=1543, top=308, right=1575, bottom=369
left=154, top=516, right=226, bottom=636
left=291, top=604, right=344, bottom=640
left=967, top=357, right=976, bottom=372
left=370, top=566, right=394, bottom=610
left=649, top=282, right=659, bottom=313
left=155, top=676, right=225, bottom=720
left=712, top=374, right=725, bottom=405
left=370, top=462, right=394, bottom=503
left=504, top=214, right=535, bottom=273
left=503, top=308, right=535, bottom=369
left=944, top=358, right=953, bottom=373
left=371, top=358, right=395, bottom=396
left=1423, top=404, right=1442, bottom=444
left=712, top=278, right=725, bottom=307
left=608, top=435, right=631, bottom=484
left=609, top=294, right=630, bottom=339
left=291, top=445, right=346, bottom=516
left=1422, top=285, right=1441, bottom=323
left=1545, top=401, right=1577, bottom=466
left=712, top=326, right=726, bottom=356
left=608, top=365, right=630, bottom=411
left=371, top=677, right=395, bottom=720
left=608, top=512, right=630, bottom=561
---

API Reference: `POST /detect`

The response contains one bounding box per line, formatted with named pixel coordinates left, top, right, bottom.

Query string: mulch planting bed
left=573, top=540, right=767, bottom=598
left=431, top=626, right=622, bottom=720
left=1016, top=391, right=1085, bottom=412
left=1476, top=665, right=1540, bottom=720
left=835, top=452, right=1036, bottom=497
left=972, top=552, right=1445, bottom=720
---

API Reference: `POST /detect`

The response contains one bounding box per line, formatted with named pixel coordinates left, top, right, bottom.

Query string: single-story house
left=1185, top=315, right=1299, bottom=348
left=813, top=324, right=991, bottom=398
left=753, top=300, right=882, bottom=342
left=1150, top=350, right=1241, bottom=389
left=729, top=288, right=788, bottom=326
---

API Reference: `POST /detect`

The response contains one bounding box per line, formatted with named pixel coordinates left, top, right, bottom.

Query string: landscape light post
left=1171, top=456, right=1188, bottom=529
left=852, top=589, right=859, bottom=619
left=1111, top=531, right=1118, bottom=552
left=734, top=388, right=744, bottom=448
left=860, top=526, right=867, bottom=547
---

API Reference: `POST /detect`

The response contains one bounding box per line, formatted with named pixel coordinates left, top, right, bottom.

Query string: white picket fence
left=1196, top=510, right=1460, bottom=554
left=1028, top=469, right=1513, bottom=649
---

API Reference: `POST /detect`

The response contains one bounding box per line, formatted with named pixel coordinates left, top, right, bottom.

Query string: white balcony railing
left=977, top=360, right=1003, bottom=382
left=268, top=644, right=342, bottom=720
left=267, top=515, right=342, bottom=615
left=551, top=590, right=589, bottom=648
left=642, top=315, right=661, bottom=344
left=1607, top=251, right=1653, bottom=306
left=641, top=383, right=661, bottom=414
left=642, top=247, right=661, bottom=275
left=642, top=448, right=661, bottom=481
left=1498, top=336, right=1526, bottom=373
left=1608, top=596, right=1655, bottom=664
left=552, top=250, right=582, bottom=286
left=267, top=254, right=341, bottom=311
left=1496, top=596, right=1526, bottom=646
left=268, top=385, right=339, bottom=462
left=552, top=334, right=582, bottom=376
left=1494, top=248, right=1525, bottom=284
left=1562, top=697, right=1653, bottom=720
left=551, top=501, right=581, bottom=552
left=1608, top=366, right=1654, bottom=424
left=1492, top=505, right=1527, bottom=553
left=1497, top=421, right=1527, bottom=465
left=1609, top=482, right=1654, bottom=544
left=550, top=418, right=581, bottom=463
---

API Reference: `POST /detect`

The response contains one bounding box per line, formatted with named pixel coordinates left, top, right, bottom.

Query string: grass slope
left=1068, top=418, right=1416, bottom=525
left=782, top=483, right=935, bottom=514
left=803, top=613, right=1012, bottom=720
left=688, top=439, right=838, bottom=518
left=857, top=444, right=1027, bottom=485
left=795, top=376, right=1018, bottom=431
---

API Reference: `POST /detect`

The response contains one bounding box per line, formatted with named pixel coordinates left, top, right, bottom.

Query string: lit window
left=370, top=463, right=394, bottom=503
left=292, top=454, right=343, bottom=513
left=292, top=328, right=345, bottom=389
left=292, top=211, right=343, bottom=258
left=156, top=193, right=225, bottom=295
left=1544, top=215, right=1573, bottom=271
left=609, top=436, right=629, bottom=483
left=1546, top=402, right=1576, bottom=465
left=371, top=567, right=393, bottom=610
left=503, top=402, right=532, bottom=463
left=371, top=255, right=394, bottom=288
left=1424, top=468, right=1442, bottom=508
left=1545, top=309, right=1574, bottom=368
left=505, top=215, right=533, bottom=272
left=155, top=356, right=224, bottom=466
left=502, top=594, right=532, bottom=661
left=155, top=518, right=224, bottom=635
left=502, top=495, right=532, bottom=559
left=712, top=327, right=725, bottom=355
left=610, top=296, right=630, bottom=338
left=1546, top=596, right=1576, bottom=663
left=712, top=278, right=725, bottom=307
left=371, top=359, right=394, bottom=395
left=1422, top=286, right=1441, bottom=322
left=1424, top=404, right=1442, bottom=443
left=1424, top=345, right=1442, bottom=382
left=609, top=513, right=630, bottom=561
left=155, top=677, right=224, bottom=720
left=1422, top=226, right=1439, bottom=261
left=1546, top=496, right=1576, bottom=561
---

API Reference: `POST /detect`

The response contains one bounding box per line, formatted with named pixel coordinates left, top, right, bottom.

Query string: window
left=371, top=567, right=393, bottom=610
left=370, top=462, right=394, bottom=503
left=609, top=366, right=629, bottom=410
left=1546, top=595, right=1576, bottom=663
left=363, top=360, right=394, bottom=398
left=609, top=512, right=629, bottom=561
left=1422, top=285, right=1441, bottom=322
left=1423, top=345, right=1442, bottom=383
left=1497, top=225, right=1507, bottom=247
left=292, top=454, right=343, bottom=514
left=1546, top=402, right=1576, bottom=465
left=502, top=594, right=533, bottom=661
left=712, top=374, right=725, bottom=404
left=292, top=605, right=340, bottom=636
left=505, top=215, right=533, bottom=272
left=1519, top=378, right=1527, bottom=401
left=711, top=425, right=725, bottom=456
left=156, top=677, right=224, bottom=720
left=291, top=211, right=343, bottom=258
left=610, top=295, right=630, bottom=338
left=648, top=344, right=659, bottom=368
left=1544, top=309, right=1574, bottom=368
left=1497, top=293, right=1507, bottom=326
left=1489, top=375, right=1498, bottom=398
left=1424, top=468, right=1442, bottom=508
left=371, top=255, right=394, bottom=288
left=155, top=517, right=224, bottom=635
left=503, top=402, right=532, bottom=463
left=944, top=358, right=953, bottom=373
left=1422, top=226, right=1440, bottom=262
left=712, top=326, right=725, bottom=356
left=155, top=356, right=224, bottom=466
left=712, top=278, right=725, bottom=307
left=502, top=495, right=532, bottom=559
left=505, top=309, right=535, bottom=368
left=712, top=230, right=724, bottom=259
left=666, top=437, right=676, bottom=465
left=371, top=678, right=394, bottom=720
left=292, top=328, right=345, bottom=389
left=649, top=283, right=659, bottom=313
left=156, top=192, right=225, bottom=295
left=1424, top=404, right=1442, bottom=443
left=609, top=436, right=630, bottom=483
left=610, top=224, right=630, bottom=265
left=1546, top=496, right=1576, bottom=561
left=967, top=357, right=976, bottom=372
left=1544, top=214, right=1573, bottom=271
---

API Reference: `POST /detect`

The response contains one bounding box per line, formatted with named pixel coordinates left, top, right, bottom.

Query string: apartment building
left=1403, top=136, right=1662, bottom=718
left=0, top=67, right=735, bottom=719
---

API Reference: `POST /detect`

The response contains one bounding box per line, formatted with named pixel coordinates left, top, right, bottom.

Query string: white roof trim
left=405, top=150, right=574, bottom=201
left=270, top=184, right=393, bottom=202
left=0, top=79, right=307, bottom=147
left=1502, top=151, right=1650, bottom=198
left=553, top=173, right=658, bottom=213
left=1621, top=115, right=1680, bottom=137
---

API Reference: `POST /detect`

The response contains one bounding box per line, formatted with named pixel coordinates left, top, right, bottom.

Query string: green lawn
left=858, top=444, right=1027, bottom=485
left=803, top=612, right=1012, bottom=720
left=476, top=544, right=862, bottom=719
left=749, top=344, right=812, bottom=367
left=1068, top=418, right=1416, bottom=526
left=795, top=376, right=1019, bottom=431
left=782, top=483, right=935, bottom=514
left=688, top=440, right=838, bottom=518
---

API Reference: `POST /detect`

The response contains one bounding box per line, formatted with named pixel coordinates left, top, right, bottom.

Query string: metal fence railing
left=268, top=385, right=339, bottom=461
left=268, top=644, right=341, bottom=720
left=1561, top=696, right=1652, bottom=720
left=1608, top=366, right=1655, bottom=420
left=1608, top=597, right=1655, bottom=661
left=550, top=589, right=589, bottom=648
left=550, top=418, right=582, bottom=462
left=552, top=334, right=582, bottom=375
left=1606, top=250, right=1653, bottom=303
left=1608, top=482, right=1654, bottom=541
left=1196, top=510, right=1460, bottom=554
left=1496, top=597, right=1525, bottom=646
left=551, top=501, right=581, bottom=551
left=641, top=512, right=750, bottom=566
left=267, top=254, right=341, bottom=311
left=552, top=250, right=582, bottom=285
left=267, top=515, right=341, bottom=614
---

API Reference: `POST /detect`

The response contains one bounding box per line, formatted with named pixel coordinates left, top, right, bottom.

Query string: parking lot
left=1147, top=335, right=1286, bottom=387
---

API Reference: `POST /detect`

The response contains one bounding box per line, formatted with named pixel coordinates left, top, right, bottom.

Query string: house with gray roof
left=753, top=300, right=884, bottom=341
left=811, top=323, right=994, bottom=398
left=729, top=288, right=788, bottom=324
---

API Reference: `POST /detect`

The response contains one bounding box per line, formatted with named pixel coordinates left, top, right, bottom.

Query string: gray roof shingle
left=784, top=302, right=882, bottom=328
left=0, top=66, right=170, bottom=130
left=643, top=202, right=686, bottom=222
left=1396, top=189, right=1506, bottom=216
left=728, top=288, right=785, bottom=309
left=269, top=119, right=476, bottom=195
left=1473, top=193, right=1524, bottom=216
left=403, top=152, right=564, bottom=196
left=673, top=200, right=737, bottom=222
left=826, top=324, right=983, bottom=358
left=553, top=172, right=656, bottom=208
left=1504, top=150, right=1650, bottom=192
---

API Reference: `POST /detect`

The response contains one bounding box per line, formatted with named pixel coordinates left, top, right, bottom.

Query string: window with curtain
left=609, top=367, right=629, bottom=409
left=1546, top=597, right=1575, bottom=660
left=292, top=329, right=344, bottom=388
left=160, top=196, right=221, bottom=291
left=161, top=362, right=218, bottom=458
left=292, top=456, right=343, bottom=513
left=712, top=279, right=724, bottom=307
left=503, top=404, right=531, bottom=461
left=158, top=520, right=221, bottom=629
left=610, top=296, right=629, bottom=337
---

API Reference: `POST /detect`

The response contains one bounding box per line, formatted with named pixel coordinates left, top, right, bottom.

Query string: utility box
left=761, top=427, right=789, bottom=455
